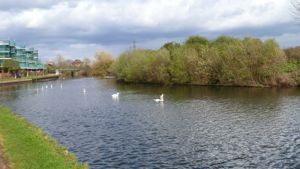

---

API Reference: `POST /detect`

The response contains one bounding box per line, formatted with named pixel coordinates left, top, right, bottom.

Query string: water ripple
left=1, top=78, right=300, bottom=168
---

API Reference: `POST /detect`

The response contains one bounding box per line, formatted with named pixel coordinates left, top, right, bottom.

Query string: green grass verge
left=0, top=74, right=59, bottom=83
left=31, top=74, right=59, bottom=80
left=0, top=106, right=88, bottom=169
left=0, top=77, right=32, bottom=83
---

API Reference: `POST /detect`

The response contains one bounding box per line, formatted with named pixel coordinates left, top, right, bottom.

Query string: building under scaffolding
left=0, top=40, right=45, bottom=76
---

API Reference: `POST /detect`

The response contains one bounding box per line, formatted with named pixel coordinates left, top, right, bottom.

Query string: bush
left=114, top=35, right=292, bottom=87
left=3, top=60, right=20, bottom=72
left=92, top=52, right=115, bottom=77
left=185, top=36, right=209, bottom=46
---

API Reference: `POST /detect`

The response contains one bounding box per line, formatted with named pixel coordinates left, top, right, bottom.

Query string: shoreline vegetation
left=114, top=36, right=299, bottom=87
left=0, top=106, right=88, bottom=169
left=92, top=35, right=300, bottom=88
left=43, top=35, right=300, bottom=88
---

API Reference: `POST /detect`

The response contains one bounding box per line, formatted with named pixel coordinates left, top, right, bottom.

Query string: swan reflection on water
left=112, top=92, right=119, bottom=102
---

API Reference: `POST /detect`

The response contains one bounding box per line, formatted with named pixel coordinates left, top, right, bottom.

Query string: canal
left=0, top=78, right=300, bottom=168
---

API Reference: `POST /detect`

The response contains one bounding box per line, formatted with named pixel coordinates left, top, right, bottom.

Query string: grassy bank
left=0, top=74, right=59, bottom=84
left=0, top=106, right=88, bottom=169
left=0, top=77, right=31, bottom=83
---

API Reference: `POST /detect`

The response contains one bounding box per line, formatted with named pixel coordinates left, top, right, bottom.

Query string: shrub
left=114, top=35, right=293, bottom=87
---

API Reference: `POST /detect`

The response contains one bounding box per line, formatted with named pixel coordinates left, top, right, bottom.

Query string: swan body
left=154, top=94, right=164, bottom=102
left=154, top=99, right=161, bottom=102
left=112, top=92, right=119, bottom=99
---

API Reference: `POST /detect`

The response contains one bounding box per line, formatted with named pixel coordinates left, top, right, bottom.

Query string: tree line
left=95, top=36, right=299, bottom=87
left=47, top=52, right=115, bottom=78
left=56, top=35, right=300, bottom=87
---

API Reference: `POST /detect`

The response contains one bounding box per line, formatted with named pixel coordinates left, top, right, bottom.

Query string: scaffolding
left=0, top=40, right=45, bottom=70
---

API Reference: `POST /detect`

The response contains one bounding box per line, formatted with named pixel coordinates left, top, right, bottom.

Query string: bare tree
left=292, top=0, right=300, bottom=21
left=83, top=57, right=91, bottom=66
left=92, top=52, right=114, bottom=77
left=54, top=54, right=66, bottom=68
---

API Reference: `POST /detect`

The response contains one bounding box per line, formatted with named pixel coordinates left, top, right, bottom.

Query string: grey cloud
left=0, top=0, right=299, bottom=60
left=209, top=22, right=299, bottom=38
left=0, top=0, right=61, bottom=10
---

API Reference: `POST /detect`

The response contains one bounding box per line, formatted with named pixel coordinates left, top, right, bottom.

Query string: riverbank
left=116, top=78, right=295, bottom=88
left=0, top=74, right=59, bottom=86
left=0, top=106, right=88, bottom=169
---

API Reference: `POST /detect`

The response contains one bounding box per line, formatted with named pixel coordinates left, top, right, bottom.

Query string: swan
left=50, top=84, right=53, bottom=89
left=83, top=88, right=86, bottom=94
left=45, top=85, right=48, bottom=89
left=154, top=94, right=164, bottom=102
left=112, top=92, right=119, bottom=99
left=60, top=84, right=63, bottom=89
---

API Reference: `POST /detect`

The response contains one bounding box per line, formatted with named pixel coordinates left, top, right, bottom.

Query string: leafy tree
left=3, top=60, right=20, bottom=72
left=185, top=36, right=209, bottom=46
left=46, top=64, right=56, bottom=74
left=211, top=36, right=240, bottom=48
left=113, top=35, right=293, bottom=87
left=168, top=46, right=190, bottom=84
left=125, top=50, right=153, bottom=82
left=76, top=57, right=92, bottom=76
left=92, top=52, right=115, bottom=77
left=260, top=39, right=288, bottom=85
left=185, top=45, right=218, bottom=84
left=79, top=65, right=92, bottom=77
left=161, top=42, right=181, bottom=51
left=284, top=46, right=300, bottom=60
left=217, top=38, right=251, bottom=85
left=147, top=49, right=171, bottom=84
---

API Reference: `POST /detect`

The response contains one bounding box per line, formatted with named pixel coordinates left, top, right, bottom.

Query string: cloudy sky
left=0, top=0, right=299, bottom=61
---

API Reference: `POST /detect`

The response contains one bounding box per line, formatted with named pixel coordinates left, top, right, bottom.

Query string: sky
left=0, top=0, right=300, bottom=61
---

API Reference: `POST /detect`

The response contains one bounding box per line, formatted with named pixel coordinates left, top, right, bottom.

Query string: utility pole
left=133, top=40, right=136, bottom=50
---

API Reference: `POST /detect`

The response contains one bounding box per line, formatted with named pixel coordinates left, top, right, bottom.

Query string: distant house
left=72, top=59, right=83, bottom=67
left=47, top=61, right=55, bottom=67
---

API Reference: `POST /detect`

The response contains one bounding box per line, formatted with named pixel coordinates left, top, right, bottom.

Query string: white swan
left=50, top=84, right=53, bottom=89
left=83, top=88, right=86, bottom=94
left=60, top=84, right=63, bottom=89
left=112, top=92, right=119, bottom=99
left=154, top=94, right=164, bottom=102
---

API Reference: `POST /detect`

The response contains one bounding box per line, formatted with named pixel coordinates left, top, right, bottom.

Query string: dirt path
left=0, top=148, right=9, bottom=169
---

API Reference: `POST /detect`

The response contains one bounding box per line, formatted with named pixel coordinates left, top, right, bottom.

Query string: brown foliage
left=92, top=52, right=115, bottom=77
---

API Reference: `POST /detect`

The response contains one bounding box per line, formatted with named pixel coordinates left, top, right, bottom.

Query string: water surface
left=0, top=78, right=300, bottom=168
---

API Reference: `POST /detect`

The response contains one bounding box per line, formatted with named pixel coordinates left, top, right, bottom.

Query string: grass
left=0, top=77, right=31, bottom=82
left=0, top=106, right=88, bottom=169
left=31, top=74, right=59, bottom=79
